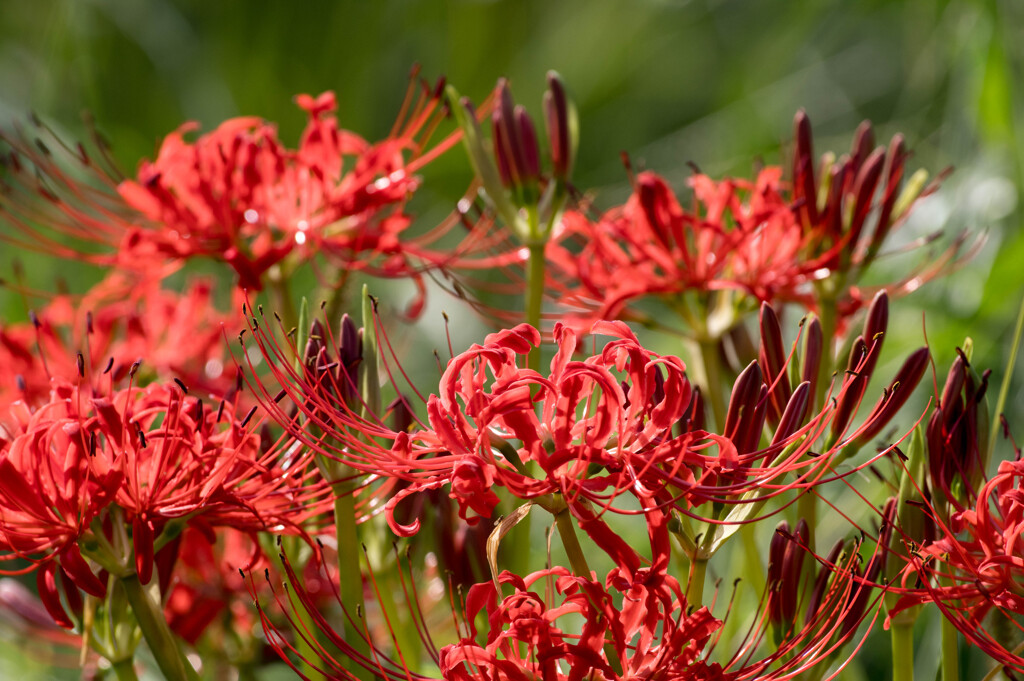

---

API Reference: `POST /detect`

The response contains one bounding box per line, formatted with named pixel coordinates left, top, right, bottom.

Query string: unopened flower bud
left=544, top=71, right=574, bottom=181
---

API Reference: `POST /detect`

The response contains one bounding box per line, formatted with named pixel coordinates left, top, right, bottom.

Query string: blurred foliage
left=1, top=1, right=1023, bottom=677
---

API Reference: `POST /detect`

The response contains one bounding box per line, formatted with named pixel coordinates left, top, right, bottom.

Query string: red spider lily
left=882, top=368, right=1023, bottom=674
left=0, top=73, right=468, bottom=299
left=0, top=273, right=240, bottom=412
left=247, top=310, right=908, bottom=564
left=547, top=168, right=801, bottom=328
left=546, top=112, right=975, bottom=335
left=925, top=351, right=991, bottom=514
left=0, top=375, right=330, bottom=628
left=888, top=455, right=1024, bottom=672
left=253, top=502, right=885, bottom=681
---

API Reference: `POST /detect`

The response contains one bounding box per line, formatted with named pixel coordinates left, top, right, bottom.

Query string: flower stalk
left=120, top=575, right=198, bottom=681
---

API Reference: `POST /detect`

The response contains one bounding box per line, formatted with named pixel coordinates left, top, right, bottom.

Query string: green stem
left=111, top=658, right=140, bottom=681
left=941, top=611, right=960, bottom=681
left=891, top=621, right=914, bottom=681
left=796, top=490, right=817, bottom=554
left=554, top=508, right=590, bottom=578
left=686, top=556, right=708, bottom=609
left=698, top=337, right=726, bottom=431
left=989, top=293, right=1024, bottom=461
left=333, top=486, right=373, bottom=681
left=120, top=576, right=198, bottom=681
left=267, top=264, right=299, bottom=333
left=525, top=243, right=546, bottom=371
left=796, top=490, right=817, bottom=610
left=553, top=507, right=623, bottom=675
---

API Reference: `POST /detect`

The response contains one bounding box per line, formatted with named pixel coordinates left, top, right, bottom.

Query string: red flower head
left=252, top=310, right=911, bottom=567
left=548, top=168, right=802, bottom=328
left=1, top=74, right=461, bottom=302
left=891, top=442, right=1024, bottom=671
left=254, top=502, right=886, bottom=681
left=0, top=375, right=329, bottom=628
left=546, top=111, right=975, bottom=336
left=0, top=272, right=239, bottom=413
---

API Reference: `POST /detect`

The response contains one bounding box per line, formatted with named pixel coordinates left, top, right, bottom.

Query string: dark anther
left=173, top=377, right=188, bottom=394
left=103, top=357, right=114, bottom=374
left=240, top=406, right=258, bottom=428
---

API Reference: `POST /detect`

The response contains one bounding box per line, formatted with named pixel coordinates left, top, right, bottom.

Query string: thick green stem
left=686, top=557, right=708, bottom=609
left=525, top=243, right=546, bottom=371
left=553, top=507, right=622, bottom=675
left=333, top=486, right=373, bottom=681
left=796, top=490, right=817, bottom=554
left=121, top=576, right=197, bottom=681
left=554, top=508, right=591, bottom=578
left=697, top=337, right=726, bottom=431
left=267, top=264, right=299, bottom=333
left=941, top=612, right=960, bottom=681
left=111, top=659, right=140, bottom=681
left=891, top=621, right=914, bottom=681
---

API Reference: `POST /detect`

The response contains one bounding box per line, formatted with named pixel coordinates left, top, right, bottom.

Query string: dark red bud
left=682, top=388, right=705, bottom=433
left=779, top=519, right=809, bottom=623
left=759, top=302, right=791, bottom=422
left=772, top=381, right=811, bottom=449
left=854, top=347, right=929, bottom=447
left=724, top=361, right=763, bottom=441
left=863, top=291, right=889, bottom=346
left=849, top=120, right=876, bottom=170
left=831, top=339, right=872, bottom=442
left=848, top=148, right=886, bottom=246
left=793, top=110, right=819, bottom=226
left=515, top=106, right=540, bottom=184
left=339, top=314, right=362, bottom=368
left=801, top=316, right=823, bottom=410
left=805, top=539, right=845, bottom=623
left=873, top=135, right=907, bottom=247
left=544, top=71, right=571, bottom=180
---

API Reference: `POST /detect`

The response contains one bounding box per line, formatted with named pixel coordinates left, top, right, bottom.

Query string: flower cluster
left=0, top=69, right=1015, bottom=681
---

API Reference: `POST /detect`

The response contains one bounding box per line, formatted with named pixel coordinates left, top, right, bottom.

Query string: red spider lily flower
left=0, top=273, right=240, bottom=412
left=0, top=73, right=463, bottom=298
left=0, top=375, right=330, bottom=628
left=546, top=112, right=975, bottom=336
left=925, top=351, right=991, bottom=514
left=547, top=168, right=801, bottom=328
left=253, top=503, right=885, bottom=681
left=889, top=455, right=1024, bottom=672
left=882, top=353, right=1021, bottom=673
left=248, top=311, right=907, bottom=566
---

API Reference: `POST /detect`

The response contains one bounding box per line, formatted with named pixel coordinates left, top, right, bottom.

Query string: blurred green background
left=1, top=0, right=1022, bottom=678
